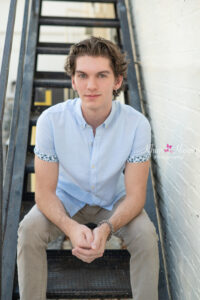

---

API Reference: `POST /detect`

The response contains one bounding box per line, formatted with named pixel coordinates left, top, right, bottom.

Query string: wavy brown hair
left=64, top=36, right=128, bottom=97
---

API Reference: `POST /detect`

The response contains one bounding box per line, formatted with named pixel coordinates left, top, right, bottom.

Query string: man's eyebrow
left=97, top=71, right=111, bottom=75
left=75, top=70, right=86, bottom=74
left=75, top=70, right=111, bottom=74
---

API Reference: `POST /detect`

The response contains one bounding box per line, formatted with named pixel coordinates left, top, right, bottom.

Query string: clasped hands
left=69, top=223, right=110, bottom=264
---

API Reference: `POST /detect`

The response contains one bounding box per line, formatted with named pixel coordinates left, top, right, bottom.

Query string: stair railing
left=0, top=0, right=31, bottom=295
left=0, top=119, right=3, bottom=295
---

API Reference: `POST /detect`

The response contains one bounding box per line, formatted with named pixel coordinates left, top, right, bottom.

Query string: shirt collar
left=75, top=98, right=116, bottom=129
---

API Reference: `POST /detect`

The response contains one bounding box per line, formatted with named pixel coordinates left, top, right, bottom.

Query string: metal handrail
left=0, top=0, right=18, bottom=121
left=0, top=0, right=18, bottom=294
left=0, top=120, right=3, bottom=295
left=0, top=0, right=18, bottom=233
left=0, top=0, right=31, bottom=295
left=3, top=0, right=31, bottom=239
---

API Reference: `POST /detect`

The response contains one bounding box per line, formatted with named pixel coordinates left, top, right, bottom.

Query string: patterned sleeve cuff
left=34, top=147, right=59, bottom=162
left=126, top=152, right=151, bottom=163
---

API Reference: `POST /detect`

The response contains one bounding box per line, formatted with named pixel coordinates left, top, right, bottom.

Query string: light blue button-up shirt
left=34, top=98, right=151, bottom=217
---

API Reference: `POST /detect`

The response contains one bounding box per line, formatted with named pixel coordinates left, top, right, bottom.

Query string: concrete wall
left=129, top=0, right=200, bottom=299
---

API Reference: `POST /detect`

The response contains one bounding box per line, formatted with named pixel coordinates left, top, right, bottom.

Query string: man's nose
left=87, top=78, right=97, bottom=90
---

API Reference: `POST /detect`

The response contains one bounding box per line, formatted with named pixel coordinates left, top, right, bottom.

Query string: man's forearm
left=35, top=192, right=77, bottom=236
left=109, top=191, right=146, bottom=233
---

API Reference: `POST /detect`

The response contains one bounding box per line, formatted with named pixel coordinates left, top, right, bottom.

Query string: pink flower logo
left=164, top=144, right=173, bottom=153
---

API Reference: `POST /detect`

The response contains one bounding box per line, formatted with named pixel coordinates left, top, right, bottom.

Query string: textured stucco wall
left=2, top=1, right=200, bottom=298
left=129, top=1, right=200, bottom=299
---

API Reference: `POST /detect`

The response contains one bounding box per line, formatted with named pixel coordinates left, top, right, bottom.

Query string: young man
left=17, top=36, right=159, bottom=300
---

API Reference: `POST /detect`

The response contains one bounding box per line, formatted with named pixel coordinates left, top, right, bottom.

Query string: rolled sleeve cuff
left=34, top=146, right=59, bottom=162
left=126, top=152, right=151, bottom=163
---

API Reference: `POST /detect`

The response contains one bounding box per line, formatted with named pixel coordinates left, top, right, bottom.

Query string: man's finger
left=77, top=229, right=93, bottom=249
left=73, top=246, right=102, bottom=257
left=84, top=228, right=94, bottom=245
left=72, top=250, right=99, bottom=263
left=91, top=228, right=101, bottom=250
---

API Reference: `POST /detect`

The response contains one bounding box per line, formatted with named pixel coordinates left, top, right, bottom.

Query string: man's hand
left=72, top=223, right=110, bottom=263
left=68, top=222, right=94, bottom=249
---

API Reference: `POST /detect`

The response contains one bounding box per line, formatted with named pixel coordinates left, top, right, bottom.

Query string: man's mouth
left=85, top=94, right=101, bottom=98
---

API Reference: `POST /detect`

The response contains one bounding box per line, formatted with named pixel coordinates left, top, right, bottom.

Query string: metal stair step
left=39, top=16, right=120, bottom=28
left=37, top=42, right=73, bottom=55
left=13, top=249, right=132, bottom=299
left=35, top=71, right=69, bottom=79
left=34, top=78, right=71, bottom=88
left=34, top=71, right=71, bottom=88
left=23, top=192, right=35, bottom=202
left=42, top=0, right=117, bottom=3
left=32, top=105, right=52, bottom=114
left=36, top=42, right=123, bottom=55
left=25, top=153, right=34, bottom=173
left=29, top=114, right=39, bottom=127
left=27, top=145, right=35, bottom=154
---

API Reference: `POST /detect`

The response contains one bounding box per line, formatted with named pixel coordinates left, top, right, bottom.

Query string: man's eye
left=78, top=74, right=87, bottom=78
left=98, top=74, right=106, bottom=78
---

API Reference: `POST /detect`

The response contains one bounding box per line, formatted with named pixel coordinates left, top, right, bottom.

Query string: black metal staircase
left=0, top=0, right=169, bottom=299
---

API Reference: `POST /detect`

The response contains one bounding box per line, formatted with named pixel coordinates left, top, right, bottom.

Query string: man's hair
left=64, top=36, right=128, bottom=97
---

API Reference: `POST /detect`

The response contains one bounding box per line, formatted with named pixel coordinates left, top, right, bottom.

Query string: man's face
left=71, top=55, right=123, bottom=112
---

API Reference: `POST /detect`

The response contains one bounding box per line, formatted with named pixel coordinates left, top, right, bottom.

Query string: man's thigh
left=18, top=204, right=63, bottom=244
left=84, top=197, right=158, bottom=245
left=18, top=203, right=90, bottom=242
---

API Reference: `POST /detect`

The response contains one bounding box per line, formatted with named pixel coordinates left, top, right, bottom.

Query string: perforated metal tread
left=13, top=249, right=132, bottom=299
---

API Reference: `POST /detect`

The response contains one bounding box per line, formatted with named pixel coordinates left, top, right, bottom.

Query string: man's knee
left=124, top=211, right=159, bottom=253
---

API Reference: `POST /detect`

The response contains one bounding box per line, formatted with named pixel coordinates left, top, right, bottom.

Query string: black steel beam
left=39, top=16, right=120, bottom=28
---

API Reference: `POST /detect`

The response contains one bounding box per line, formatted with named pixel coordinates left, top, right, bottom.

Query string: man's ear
left=71, top=76, right=76, bottom=90
left=114, top=75, right=123, bottom=90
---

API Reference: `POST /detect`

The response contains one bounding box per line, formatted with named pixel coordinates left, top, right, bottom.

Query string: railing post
left=34, top=0, right=40, bottom=16
left=0, top=119, right=3, bottom=297
left=0, top=0, right=18, bottom=120
left=3, top=0, right=31, bottom=238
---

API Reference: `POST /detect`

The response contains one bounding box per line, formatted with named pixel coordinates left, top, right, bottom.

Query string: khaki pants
left=17, top=197, right=159, bottom=300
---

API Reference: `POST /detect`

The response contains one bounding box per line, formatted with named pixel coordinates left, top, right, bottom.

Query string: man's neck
left=81, top=104, right=112, bottom=135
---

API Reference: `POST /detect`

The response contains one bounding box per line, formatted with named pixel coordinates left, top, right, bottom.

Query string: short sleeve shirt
left=34, top=98, right=151, bottom=217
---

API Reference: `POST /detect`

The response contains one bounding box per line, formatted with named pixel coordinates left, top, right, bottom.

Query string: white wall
left=130, top=1, right=200, bottom=299
left=0, top=0, right=25, bottom=98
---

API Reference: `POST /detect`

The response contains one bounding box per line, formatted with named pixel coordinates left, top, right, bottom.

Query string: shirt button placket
left=90, top=132, right=98, bottom=196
